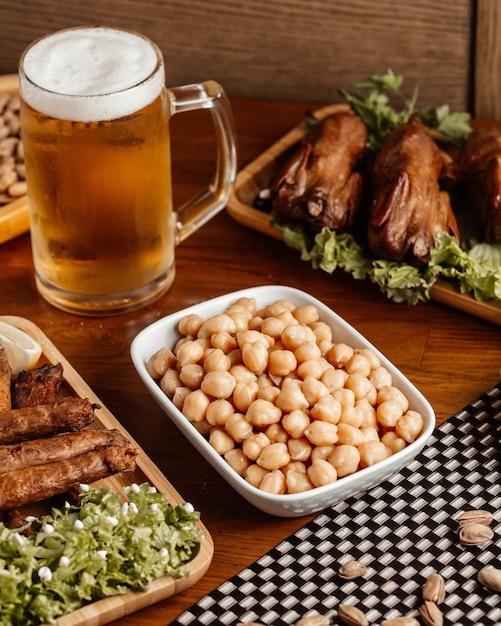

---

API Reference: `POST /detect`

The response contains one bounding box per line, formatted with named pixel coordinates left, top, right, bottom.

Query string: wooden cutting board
left=0, top=315, right=214, bottom=626
left=227, top=104, right=501, bottom=326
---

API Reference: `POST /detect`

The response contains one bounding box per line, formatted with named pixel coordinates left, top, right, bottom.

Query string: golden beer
left=19, top=27, right=174, bottom=314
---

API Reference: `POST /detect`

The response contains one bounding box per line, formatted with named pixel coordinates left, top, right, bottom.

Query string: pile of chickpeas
left=147, top=297, right=424, bottom=495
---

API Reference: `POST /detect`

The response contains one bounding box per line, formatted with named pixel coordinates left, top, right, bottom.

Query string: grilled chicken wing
left=367, top=118, right=459, bottom=266
left=456, top=121, right=501, bottom=242
left=270, top=110, right=368, bottom=232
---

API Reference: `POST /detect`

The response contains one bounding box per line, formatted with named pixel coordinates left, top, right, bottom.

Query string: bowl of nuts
left=131, top=285, right=435, bottom=517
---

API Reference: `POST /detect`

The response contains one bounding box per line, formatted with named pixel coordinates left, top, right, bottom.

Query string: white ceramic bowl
left=130, top=285, right=435, bottom=517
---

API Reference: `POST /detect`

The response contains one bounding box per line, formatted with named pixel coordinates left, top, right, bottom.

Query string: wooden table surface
left=1, top=96, right=500, bottom=626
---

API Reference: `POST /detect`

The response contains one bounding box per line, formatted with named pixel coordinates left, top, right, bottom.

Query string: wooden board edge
left=0, top=314, right=214, bottom=626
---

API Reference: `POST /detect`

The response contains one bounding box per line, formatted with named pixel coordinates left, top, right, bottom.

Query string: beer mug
left=18, top=26, right=237, bottom=315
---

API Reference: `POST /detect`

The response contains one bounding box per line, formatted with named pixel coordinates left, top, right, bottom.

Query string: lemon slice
left=0, top=321, right=43, bottom=376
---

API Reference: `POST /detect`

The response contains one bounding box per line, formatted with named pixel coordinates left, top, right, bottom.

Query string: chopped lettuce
left=273, top=217, right=501, bottom=304
left=0, top=483, right=203, bottom=626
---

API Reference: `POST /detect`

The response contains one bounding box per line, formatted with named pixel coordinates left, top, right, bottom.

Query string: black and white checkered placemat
left=171, top=383, right=501, bottom=626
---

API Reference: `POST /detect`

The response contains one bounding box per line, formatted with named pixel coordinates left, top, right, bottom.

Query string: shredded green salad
left=0, top=483, right=203, bottom=626
left=270, top=70, right=501, bottom=304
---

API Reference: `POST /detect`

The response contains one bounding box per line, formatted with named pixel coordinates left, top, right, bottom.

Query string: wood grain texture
left=0, top=96, right=500, bottom=625
left=0, top=0, right=472, bottom=108
left=474, top=0, right=501, bottom=118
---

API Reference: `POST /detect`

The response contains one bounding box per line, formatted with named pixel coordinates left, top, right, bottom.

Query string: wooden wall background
left=0, top=0, right=500, bottom=118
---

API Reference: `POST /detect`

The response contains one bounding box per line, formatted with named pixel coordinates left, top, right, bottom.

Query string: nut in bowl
left=131, top=286, right=435, bottom=517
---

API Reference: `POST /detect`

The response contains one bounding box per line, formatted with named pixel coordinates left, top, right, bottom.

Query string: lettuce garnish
left=0, top=483, right=203, bottom=626
left=273, top=216, right=501, bottom=304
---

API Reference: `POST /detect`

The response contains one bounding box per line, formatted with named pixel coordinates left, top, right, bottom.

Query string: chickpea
left=200, top=313, right=236, bottom=336
left=358, top=440, right=389, bottom=468
left=294, top=340, right=322, bottom=364
left=192, top=420, right=212, bottom=437
left=201, top=370, right=236, bottom=399
left=281, top=324, right=314, bottom=350
left=369, top=365, right=393, bottom=390
left=326, top=342, right=354, bottom=368
left=277, top=309, right=298, bottom=326
left=160, top=368, right=182, bottom=398
left=355, top=398, right=378, bottom=428
left=307, top=459, right=337, bottom=487
left=345, top=352, right=372, bottom=377
left=261, top=299, right=295, bottom=317
left=242, top=432, right=271, bottom=460
left=257, top=442, right=291, bottom=470
left=344, top=372, right=377, bottom=404
left=225, top=412, right=254, bottom=442
left=237, top=329, right=266, bottom=347
left=310, top=320, right=333, bottom=347
left=282, top=409, right=310, bottom=439
left=321, top=367, right=347, bottom=392
left=377, top=399, right=404, bottom=428
left=333, top=387, right=356, bottom=408
left=241, top=339, right=269, bottom=374
left=230, top=364, right=257, bottom=384
left=337, top=422, right=364, bottom=447
left=228, top=311, right=251, bottom=333
left=292, top=304, right=320, bottom=325
left=287, top=436, right=312, bottom=462
left=395, top=410, right=424, bottom=443
left=286, top=470, right=314, bottom=494
left=194, top=337, right=212, bottom=351
left=182, top=389, right=210, bottom=422
left=275, top=383, right=309, bottom=413
left=310, top=444, right=335, bottom=462
left=360, top=426, right=380, bottom=443
left=146, top=346, right=177, bottom=379
left=259, top=469, right=286, bottom=494
left=209, top=427, right=235, bottom=455
left=176, top=340, right=204, bottom=366
left=268, top=349, right=298, bottom=377
left=302, top=376, right=329, bottom=405
left=178, top=313, right=204, bottom=337
left=377, top=385, right=409, bottom=412
left=356, top=348, right=381, bottom=370
left=226, top=348, right=243, bottom=366
left=206, top=398, right=234, bottom=426
left=172, top=386, right=190, bottom=410
left=210, top=329, right=238, bottom=353
left=179, top=363, right=205, bottom=390
left=310, top=394, right=342, bottom=424
left=297, top=358, right=328, bottom=381
left=328, top=444, right=360, bottom=477
left=283, top=460, right=307, bottom=475
left=244, top=463, right=268, bottom=488
left=248, top=315, right=263, bottom=331
left=203, top=348, right=232, bottom=372
left=339, top=404, right=363, bottom=428
left=381, top=430, right=407, bottom=454
left=257, top=385, right=280, bottom=403
left=261, top=316, right=286, bottom=339
left=265, top=423, right=289, bottom=443
left=224, top=448, right=251, bottom=476
left=304, top=421, right=338, bottom=446
left=227, top=299, right=256, bottom=318
left=246, top=398, right=282, bottom=428
left=232, top=380, right=259, bottom=412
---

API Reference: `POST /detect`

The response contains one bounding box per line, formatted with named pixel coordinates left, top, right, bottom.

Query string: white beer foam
left=20, top=27, right=165, bottom=123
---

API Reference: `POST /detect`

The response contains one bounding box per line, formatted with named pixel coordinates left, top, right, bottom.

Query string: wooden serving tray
left=0, top=315, right=214, bottom=626
left=227, top=104, right=501, bottom=326
left=0, top=74, right=29, bottom=245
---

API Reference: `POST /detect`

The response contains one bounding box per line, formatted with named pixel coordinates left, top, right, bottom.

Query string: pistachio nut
left=338, top=604, right=369, bottom=626
left=381, top=617, right=420, bottom=626
left=457, top=509, right=493, bottom=528
left=422, top=572, right=446, bottom=604
left=338, top=559, right=368, bottom=580
left=295, top=616, right=331, bottom=626
left=477, top=566, right=501, bottom=593
left=459, top=522, right=494, bottom=546
left=419, top=601, right=443, bottom=626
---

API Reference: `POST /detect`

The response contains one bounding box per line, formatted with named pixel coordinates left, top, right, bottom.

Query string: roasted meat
left=367, top=118, right=460, bottom=266
left=270, top=110, right=368, bottom=232
left=456, top=121, right=501, bottom=242
left=11, top=362, right=64, bottom=408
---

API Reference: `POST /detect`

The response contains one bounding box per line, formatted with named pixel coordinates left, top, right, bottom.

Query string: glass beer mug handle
left=168, top=80, right=237, bottom=244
